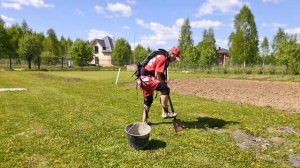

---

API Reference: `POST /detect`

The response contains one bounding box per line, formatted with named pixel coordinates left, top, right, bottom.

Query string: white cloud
left=127, top=0, right=136, bottom=5
left=1, top=2, right=21, bottom=10
left=135, top=18, right=225, bottom=48
left=262, top=0, right=282, bottom=4
left=1, top=0, right=54, bottom=10
left=135, top=19, right=180, bottom=48
left=216, top=39, right=229, bottom=49
left=0, top=14, right=15, bottom=26
left=285, top=27, right=300, bottom=35
left=139, top=35, right=168, bottom=47
left=261, top=23, right=268, bottom=27
left=175, top=18, right=184, bottom=27
left=195, top=0, right=244, bottom=16
left=271, top=23, right=287, bottom=29
left=136, top=19, right=149, bottom=28
left=176, top=18, right=224, bottom=29
left=88, top=29, right=112, bottom=41
left=75, top=9, right=84, bottom=16
left=94, top=5, right=104, bottom=14
left=262, top=22, right=287, bottom=32
left=122, top=25, right=130, bottom=30
left=150, top=23, right=179, bottom=40
left=0, top=14, right=15, bottom=22
left=191, top=20, right=224, bottom=29
left=106, top=3, right=132, bottom=17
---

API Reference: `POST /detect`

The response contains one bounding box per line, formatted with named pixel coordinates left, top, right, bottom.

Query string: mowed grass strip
left=0, top=71, right=299, bottom=167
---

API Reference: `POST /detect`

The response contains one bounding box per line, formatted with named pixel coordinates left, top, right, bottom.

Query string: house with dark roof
left=90, top=36, right=115, bottom=66
left=217, top=47, right=229, bottom=66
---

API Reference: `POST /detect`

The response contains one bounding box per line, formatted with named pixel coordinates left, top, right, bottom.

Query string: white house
left=90, top=36, right=115, bottom=66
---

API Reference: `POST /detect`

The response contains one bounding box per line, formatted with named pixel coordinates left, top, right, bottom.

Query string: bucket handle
left=127, top=123, right=137, bottom=133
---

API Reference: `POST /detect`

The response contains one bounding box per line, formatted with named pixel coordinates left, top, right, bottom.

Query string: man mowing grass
left=136, top=47, right=181, bottom=124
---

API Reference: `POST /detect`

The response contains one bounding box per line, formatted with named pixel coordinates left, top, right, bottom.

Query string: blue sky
left=1, top=0, right=300, bottom=50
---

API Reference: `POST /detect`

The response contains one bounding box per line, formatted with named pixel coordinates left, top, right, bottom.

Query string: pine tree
left=260, top=37, right=269, bottom=67
left=198, top=28, right=217, bottom=68
left=178, top=17, right=194, bottom=67
left=229, top=5, right=259, bottom=67
left=42, top=29, right=60, bottom=64
left=272, top=28, right=285, bottom=57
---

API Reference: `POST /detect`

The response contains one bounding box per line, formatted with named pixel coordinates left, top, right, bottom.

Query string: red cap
left=170, top=47, right=181, bottom=61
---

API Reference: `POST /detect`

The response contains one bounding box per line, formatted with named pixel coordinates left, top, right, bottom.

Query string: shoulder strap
left=141, top=49, right=169, bottom=67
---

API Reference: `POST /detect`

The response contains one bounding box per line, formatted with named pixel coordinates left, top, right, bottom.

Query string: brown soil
left=32, top=73, right=81, bottom=83
left=168, top=78, right=300, bottom=113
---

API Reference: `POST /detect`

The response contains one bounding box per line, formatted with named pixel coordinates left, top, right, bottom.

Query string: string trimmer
left=168, top=95, right=184, bottom=132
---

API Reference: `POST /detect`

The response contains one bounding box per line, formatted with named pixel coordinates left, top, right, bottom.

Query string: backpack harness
left=132, top=49, right=170, bottom=95
left=132, top=48, right=170, bottom=79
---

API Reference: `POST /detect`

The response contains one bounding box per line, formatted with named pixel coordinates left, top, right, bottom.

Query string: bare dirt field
left=169, top=78, right=300, bottom=113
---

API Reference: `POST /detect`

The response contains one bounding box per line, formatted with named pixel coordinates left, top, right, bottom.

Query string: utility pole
left=133, top=33, right=136, bottom=64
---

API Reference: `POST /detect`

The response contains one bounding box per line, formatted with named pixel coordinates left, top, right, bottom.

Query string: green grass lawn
left=0, top=71, right=299, bottom=167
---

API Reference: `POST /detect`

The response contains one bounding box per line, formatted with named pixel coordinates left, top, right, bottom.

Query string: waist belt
left=141, top=68, right=155, bottom=77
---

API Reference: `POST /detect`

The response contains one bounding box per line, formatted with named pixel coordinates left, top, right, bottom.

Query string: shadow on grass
left=149, top=121, right=172, bottom=126
left=148, top=117, right=238, bottom=132
left=183, top=116, right=239, bottom=129
left=145, top=139, right=167, bottom=150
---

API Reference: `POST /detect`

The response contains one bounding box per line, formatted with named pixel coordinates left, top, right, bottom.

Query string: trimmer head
left=172, top=117, right=184, bottom=132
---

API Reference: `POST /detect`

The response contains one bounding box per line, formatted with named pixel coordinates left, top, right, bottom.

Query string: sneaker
left=162, top=112, right=177, bottom=119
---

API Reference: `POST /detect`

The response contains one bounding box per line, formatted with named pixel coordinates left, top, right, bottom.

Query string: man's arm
left=155, top=72, right=166, bottom=83
left=154, top=57, right=167, bottom=83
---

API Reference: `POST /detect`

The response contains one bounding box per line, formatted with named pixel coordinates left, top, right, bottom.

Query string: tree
left=178, top=17, right=194, bottom=67
left=42, top=29, right=60, bottom=64
left=134, top=44, right=148, bottom=63
left=66, top=38, right=73, bottom=56
left=34, top=32, right=45, bottom=69
left=283, top=35, right=299, bottom=73
left=287, top=42, right=300, bottom=74
left=260, top=36, right=269, bottom=67
left=184, top=45, right=197, bottom=69
left=59, top=36, right=70, bottom=69
left=6, top=24, right=23, bottom=61
left=112, top=38, right=132, bottom=66
left=68, top=39, right=93, bottom=67
left=272, top=28, right=286, bottom=57
left=59, top=36, right=68, bottom=57
left=146, top=47, right=152, bottom=54
left=271, top=27, right=300, bottom=74
left=21, top=20, right=31, bottom=34
left=229, top=5, right=259, bottom=67
left=178, top=18, right=193, bottom=52
left=0, top=17, right=9, bottom=58
left=18, top=33, right=43, bottom=69
left=197, top=28, right=217, bottom=68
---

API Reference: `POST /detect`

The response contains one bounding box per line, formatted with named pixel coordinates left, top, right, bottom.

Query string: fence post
left=61, top=56, right=64, bottom=70
left=9, top=54, right=12, bottom=70
left=115, top=67, right=121, bottom=85
left=38, top=56, right=40, bottom=70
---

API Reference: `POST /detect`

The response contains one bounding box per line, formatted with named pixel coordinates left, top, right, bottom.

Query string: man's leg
left=156, top=82, right=177, bottom=118
left=160, top=94, right=169, bottom=116
left=143, top=95, right=153, bottom=124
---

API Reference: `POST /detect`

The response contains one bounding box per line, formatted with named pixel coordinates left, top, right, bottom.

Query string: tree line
left=129, top=5, right=300, bottom=74
left=1, top=5, right=300, bottom=73
left=0, top=19, right=94, bottom=69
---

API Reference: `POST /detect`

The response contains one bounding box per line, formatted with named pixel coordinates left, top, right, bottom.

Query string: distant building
left=90, top=36, right=115, bottom=66
left=217, top=47, right=229, bottom=66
